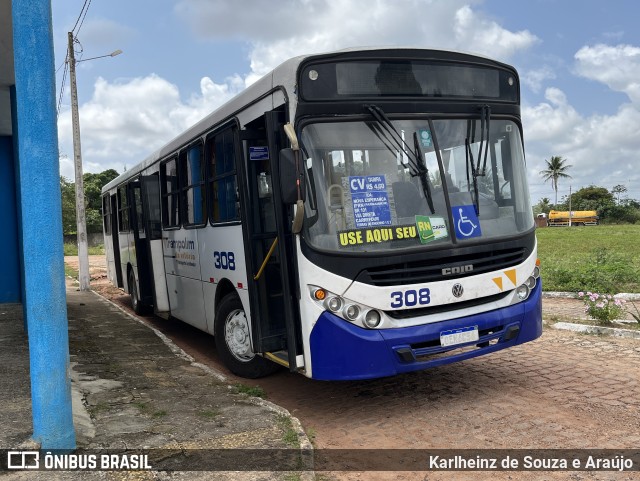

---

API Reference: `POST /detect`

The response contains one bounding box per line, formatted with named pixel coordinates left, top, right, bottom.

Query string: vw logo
left=452, top=283, right=464, bottom=298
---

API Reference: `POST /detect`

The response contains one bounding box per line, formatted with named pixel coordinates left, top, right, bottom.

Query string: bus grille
left=385, top=292, right=510, bottom=319
left=356, top=247, right=526, bottom=287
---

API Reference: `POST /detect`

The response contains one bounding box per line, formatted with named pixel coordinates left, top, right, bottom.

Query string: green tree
left=61, top=168, right=119, bottom=235
left=540, top=156, right=572, bottom=207
left=611, top=184, right=628, bottom=204
left=570, top=185, right=614, bottom=211
left=60, top=176, right=77, bottom=235
left=532, top=197, right=552, bottom=217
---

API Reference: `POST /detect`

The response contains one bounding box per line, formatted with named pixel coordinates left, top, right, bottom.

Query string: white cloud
left=523, top=85, right=640, bottom=202
left=57, top=74, right=243, bottom=178
left=176, top=0, right=539, bottom=81
left=574, top=44, right=640, bottom=103
left=61, top=1, right=541, bottom=178
left=523, top=42, right=640, bottom=202
left=453, top=6, right=539, bottom=60
left=523, top=88, right=582, bottom=144
left=522, top=66, right=556, bottom=93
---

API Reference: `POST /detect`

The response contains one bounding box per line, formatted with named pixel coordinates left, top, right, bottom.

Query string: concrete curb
left=543, top=291, right=640, bottom=301
left=90, top=289, right=315, bottom=480
left=551, top=321, right=640, bottom=340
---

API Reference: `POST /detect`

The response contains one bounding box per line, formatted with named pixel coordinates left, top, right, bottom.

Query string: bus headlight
left=363, top=310, right=382, bottom=328
left=308, top=285, right=385, bottom=329
left=525, top=276, right=536, bottom=290
left=344, top=304, right=360, bottom=321
left=326, top=296, right=343, bottom=312
left=516, top=284, right=530, bottom=300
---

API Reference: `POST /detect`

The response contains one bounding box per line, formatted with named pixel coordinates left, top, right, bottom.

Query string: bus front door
left=110, top=194, right=123, bottom=287
left=241, top=109, right=301, bottom=371
left=129, top=179, right=154, bottom=308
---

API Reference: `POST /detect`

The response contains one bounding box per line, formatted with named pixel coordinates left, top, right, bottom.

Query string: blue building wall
left=0, top=135, right=20, bottom=302
left=12, top=0, right=76, bottom=450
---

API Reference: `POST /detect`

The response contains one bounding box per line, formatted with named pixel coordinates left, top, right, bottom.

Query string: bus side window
left=117, top=185, right=129, bottom=232
left=160, top=157, right=180, bottom=228
left=132, top=183, right=144, bottom=234
left=102, top=195, right=111, bottom=235
left=180, top=142, right=206, bottom=226
left=207, top=128, right=240, bottom=223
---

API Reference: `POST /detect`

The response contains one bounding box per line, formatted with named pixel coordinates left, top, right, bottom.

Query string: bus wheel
left=128, top=271, right=146, bottom=315
left=215, top=294, right=279, bottom=378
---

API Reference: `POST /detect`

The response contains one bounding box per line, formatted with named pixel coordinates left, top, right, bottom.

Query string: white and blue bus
left=102, top=47, right=542, bottom=380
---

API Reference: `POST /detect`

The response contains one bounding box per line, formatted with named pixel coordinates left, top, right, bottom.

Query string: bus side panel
left=198, top=225, right=249, bottom=334
left=163, top=228, right=206, bottom=330
left=149, top=238, right=170, bottom=312
left=119, top=230, right=133, bottom=290
left=104, top=233, right=116, bottom=285
left=166, top=274, right=207, bottom=330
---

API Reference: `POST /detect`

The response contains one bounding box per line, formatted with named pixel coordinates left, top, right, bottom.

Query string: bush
left=578, top=292, right=626, bottom=325
left=63, top=243, right=77, bottom=256
left=63, top=243, right=105, bottom=256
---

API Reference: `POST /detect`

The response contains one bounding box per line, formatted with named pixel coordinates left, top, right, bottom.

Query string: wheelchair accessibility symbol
left=452, top=205, right=482, bottom=239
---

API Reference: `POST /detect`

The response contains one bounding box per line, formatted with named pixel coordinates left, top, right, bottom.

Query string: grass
left=63, top=243, right=105, bottom=256
left=276, top=414, right=300, bottom=448
left=536, top=225, right=640, bottom=293
left=133, top=401, right=167, bottom=418
left=64, top=264, right=79, bottom=279
left=197, top=409, right=221, bottom=419
left=232, top=383, right=266, bottom=398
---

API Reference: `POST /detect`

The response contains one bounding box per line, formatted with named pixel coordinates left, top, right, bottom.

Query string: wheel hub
left=224, top=309, right=254, bottom=362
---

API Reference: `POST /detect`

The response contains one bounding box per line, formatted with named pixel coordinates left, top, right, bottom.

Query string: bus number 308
left=214, top=251, right=236, bottom=270
left=390, top=288, right=431, bottom=308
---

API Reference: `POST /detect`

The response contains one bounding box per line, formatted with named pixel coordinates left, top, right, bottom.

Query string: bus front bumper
left=308, top=282, right=542, bottom=381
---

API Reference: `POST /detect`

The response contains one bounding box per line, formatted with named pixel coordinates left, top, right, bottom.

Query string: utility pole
left=66, top=34, right=121, bottom=291
left=68, top=31, right=90, bottom=291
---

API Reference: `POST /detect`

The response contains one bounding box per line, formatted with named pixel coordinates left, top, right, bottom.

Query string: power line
left=58, top=0, right=92, bottom=117
left=74, top=0, right=93, bottom=37
left=70, top=0, right=91, bottom=35
left=56, top=57, right=68, bottom=118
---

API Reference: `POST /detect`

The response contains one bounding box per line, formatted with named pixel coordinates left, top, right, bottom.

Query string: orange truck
left=547, top=210, right=599, bottom=226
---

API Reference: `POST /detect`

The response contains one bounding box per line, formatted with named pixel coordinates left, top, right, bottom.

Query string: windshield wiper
left=364, top=104, right=435, bottom=213
left=413, top=132, right=435, bottom=214
left=364, top=104, right=421, bottom=174
left=465, top=105, right=491, bottom=215
left=477, top=105, right=491, bottom=176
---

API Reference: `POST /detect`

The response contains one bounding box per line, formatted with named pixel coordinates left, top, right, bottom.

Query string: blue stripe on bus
left=309, top=282, right=542, bottom=381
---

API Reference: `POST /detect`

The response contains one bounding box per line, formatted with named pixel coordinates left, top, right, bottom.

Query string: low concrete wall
left=63, top=232, right=104, bottom=247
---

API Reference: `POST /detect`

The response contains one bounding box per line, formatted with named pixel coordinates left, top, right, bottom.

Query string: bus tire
left=215, top=294, right=279, bottom=379
left=128, top=270, right=147, bottom=315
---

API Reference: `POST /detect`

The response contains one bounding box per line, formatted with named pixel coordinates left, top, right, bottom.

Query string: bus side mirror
left=279, top=148, right=305, bottom=204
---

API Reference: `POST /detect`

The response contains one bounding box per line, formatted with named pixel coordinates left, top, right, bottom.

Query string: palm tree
left=538, top=197, right=552, bottom=214
left=540, top=156, right=572, bottom=208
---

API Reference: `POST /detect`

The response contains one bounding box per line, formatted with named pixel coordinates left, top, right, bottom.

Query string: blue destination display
left=348, top=175, right=392, bottom=228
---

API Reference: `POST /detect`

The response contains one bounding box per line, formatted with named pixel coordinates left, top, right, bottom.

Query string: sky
left=52, top=0, right=640, bottom=205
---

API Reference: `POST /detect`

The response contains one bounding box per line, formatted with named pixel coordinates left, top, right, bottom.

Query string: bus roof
left=102, top=47, right=512, bottom=193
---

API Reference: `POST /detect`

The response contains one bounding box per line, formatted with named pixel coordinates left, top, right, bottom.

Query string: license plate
left=440, top=326, right=479, bottom=347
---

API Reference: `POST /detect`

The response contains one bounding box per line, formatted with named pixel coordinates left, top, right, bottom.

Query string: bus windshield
left=301, top=118, right=534, bottom=253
